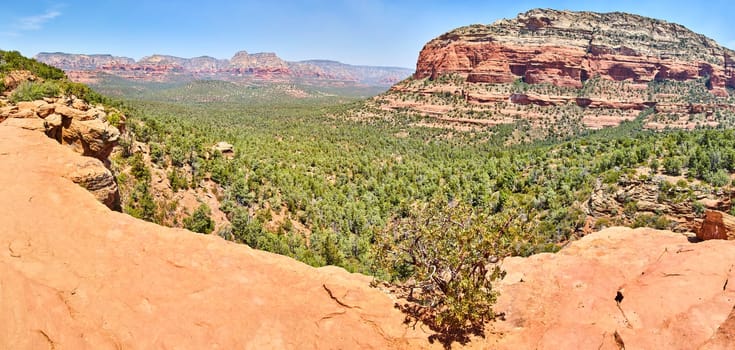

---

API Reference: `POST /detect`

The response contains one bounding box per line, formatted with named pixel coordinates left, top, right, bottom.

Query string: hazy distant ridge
left=35, top=51, right=413, bottom=86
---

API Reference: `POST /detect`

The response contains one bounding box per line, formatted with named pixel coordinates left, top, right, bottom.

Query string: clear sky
left=1, top=1, right=734, bottom=68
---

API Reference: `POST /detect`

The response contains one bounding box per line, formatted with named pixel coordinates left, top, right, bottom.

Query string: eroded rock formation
left=416, top=9, right=735, bottom=94
left=0, top=91, right=122, bottom=209
left=372, top=9, right=735, bottom=133
left=698, top=210, right=735, bottom=240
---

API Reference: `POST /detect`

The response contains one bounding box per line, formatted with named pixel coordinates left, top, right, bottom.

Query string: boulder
left=61, top=118, right=120, bottom=161
left=37, top=102, right=55, bottom=118
left=212, top=141, right=234, bottom=156
left=698, top=210, right=735, bottom=240
left=63, top=157, right=121, bottom=210
left=71, top=97, right=89, bottom=111
left=55, top=104, right=94, bottom=121
left=43, top=113, right=64, bottom=142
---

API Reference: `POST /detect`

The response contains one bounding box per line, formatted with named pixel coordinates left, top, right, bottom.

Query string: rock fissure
left=37, top=329, right=56, bottom=350
left=322, top=284, right=360, bottom=309
left=613, top=330, right=626, bottom=350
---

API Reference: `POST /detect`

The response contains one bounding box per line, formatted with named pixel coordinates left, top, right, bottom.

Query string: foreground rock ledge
left=2, top=122, right=735, bottom=349
left=491, top=226, right=735, bottom=349
left=0, top=125, right=434, bottom=349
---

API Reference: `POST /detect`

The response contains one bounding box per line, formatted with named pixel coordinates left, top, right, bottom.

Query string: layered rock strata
left=416, top=9, right=735, bottom=95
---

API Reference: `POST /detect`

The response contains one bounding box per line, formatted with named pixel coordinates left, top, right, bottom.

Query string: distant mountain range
left=34, top=51, right=413, bottom=87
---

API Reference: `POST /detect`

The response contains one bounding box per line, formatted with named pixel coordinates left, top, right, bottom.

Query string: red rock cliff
left=416, top=9, right=735, bottom=95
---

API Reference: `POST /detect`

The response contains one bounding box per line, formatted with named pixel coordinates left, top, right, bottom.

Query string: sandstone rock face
left=490, top=227, right=735, bottom=349
left=0, top=94, right=122, bottom=209
left=1, top=96, right=121, bottom=162
left=698, top=210, right=735, bottom=240
left=371, top=9, right=735, bottom=134
left=60, top=117, right=120, bottom=160
left=230, top=51, right=289, bottom=70
left=0, top=125, right=434, bottom=349
left=416, top=9, right=735, bottom=93
left=1, top=70, right=40, bottom=91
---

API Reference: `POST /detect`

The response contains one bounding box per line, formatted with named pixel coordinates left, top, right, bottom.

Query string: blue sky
left=1, top=1, right=734, bottom=68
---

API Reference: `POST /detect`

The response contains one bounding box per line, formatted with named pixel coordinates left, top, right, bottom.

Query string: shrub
left=649, top=158, right=659, bottom=173
left=125, top=182, right=156, bottom=222
left=9, top=81, right=60, bottom=102
left=707, top=169, right=731, bottom=187
left=602, top=170, right=621, bottom=184
left=632, top=213, right=671, bottom=230
left=106, top=111, right=122, bottom=128
left=663, top=157, right=682, bottom=176
left=594, top=217, right=612, bottom=230
left=374, top=198, right=535, bottom=346
left=692, top=201, right=705, bottom=216
left=59, top=81, right=108, bottom=105
left=623, top=201, right=638, bottom=217
left=184, top=204, right=215, bottom=234
left=129, top=153, right=150, bottom=181
left=0, top=50, right=65, bottom=80
left=168, top=169, right=189, bottom=192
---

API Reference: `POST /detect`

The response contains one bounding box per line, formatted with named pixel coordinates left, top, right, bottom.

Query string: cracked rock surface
left=489, top=226, right=735, bottom=349
left=0, top=126, right=436, bottom=349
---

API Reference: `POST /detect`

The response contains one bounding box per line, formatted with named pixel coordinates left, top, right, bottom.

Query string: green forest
left=111, top=84, right=735, bottom=275
left=107, top=85, right=735, bottom=336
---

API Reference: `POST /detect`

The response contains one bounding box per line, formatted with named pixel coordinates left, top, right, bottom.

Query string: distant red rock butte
left=415, top=9, right=735, bottom=96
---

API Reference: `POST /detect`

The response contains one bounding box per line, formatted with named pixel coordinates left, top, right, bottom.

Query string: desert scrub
left=9, top=81, right=60, bottom=102
left=374, top=197, right=544, bottom=346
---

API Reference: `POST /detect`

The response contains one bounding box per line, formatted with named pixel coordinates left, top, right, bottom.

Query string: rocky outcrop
left=416, top=9, right=735, bottom=93
left=211, top=141, right=234, bottom=157
left=1, top=96, right=121, bottom=162
left=698, top=210, right=735, bottom=240
left=230, top=51, right=289, bottom=71
left=62, top=156, right=121, bottom=210
left=1, top=70, right=41, bottom=91
left=0, top=125, right=434, bottom=349
left=585, top=176, right=726, bottom=233
left=0, top=94, right=122, bottom=209
left=35, top=52, right=413, bottom=87
left=491, top=227, right=735, bottom=349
